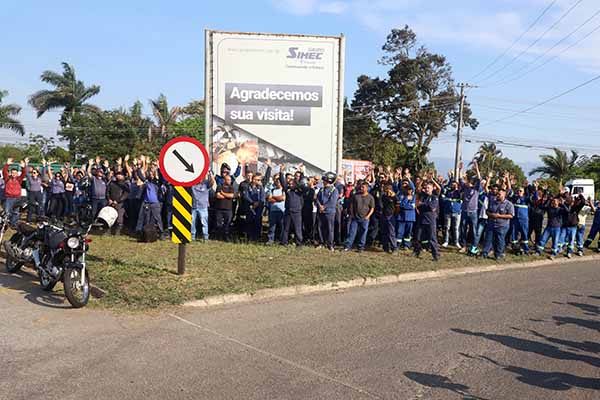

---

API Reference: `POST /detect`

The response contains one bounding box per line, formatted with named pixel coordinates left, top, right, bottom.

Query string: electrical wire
left=488, top=7, right=600, bottom=86
left=470, top=0, right=557, bottom=81
left=479, top=73, right=600, bottom=127
left=476, top=0, right=585, bottom=84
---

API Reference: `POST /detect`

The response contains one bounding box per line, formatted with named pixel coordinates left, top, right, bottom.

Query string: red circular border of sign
left=158, top=136, right=210, bottom=187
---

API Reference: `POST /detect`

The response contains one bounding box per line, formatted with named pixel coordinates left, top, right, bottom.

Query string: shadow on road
left=451, top=328, right=600, bottom=368
left=403, top=371, right=489, bottom=400
left=451, top=293, right=600, bottom=393
left=552, top=316, right=600, bottom=333
left=553, top=301, right=600, bottom=317
left=0, top=267, right=70, bottom=309
left=461, top=354, right=600, bottom=391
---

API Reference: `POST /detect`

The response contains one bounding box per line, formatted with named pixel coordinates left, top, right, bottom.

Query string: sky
left=2, top=0, right=600, bottom=174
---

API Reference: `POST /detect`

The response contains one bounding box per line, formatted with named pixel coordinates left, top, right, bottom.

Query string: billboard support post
left=204, top=29, right=213, bottom=167
left=336, top=34, right=346, bottom=175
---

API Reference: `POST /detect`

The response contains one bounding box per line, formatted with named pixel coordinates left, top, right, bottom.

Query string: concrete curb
left=184, top=254, right=600, bottom=308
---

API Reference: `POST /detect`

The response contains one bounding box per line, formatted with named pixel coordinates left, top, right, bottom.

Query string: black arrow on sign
left=172, top=149, right=195, bottom=173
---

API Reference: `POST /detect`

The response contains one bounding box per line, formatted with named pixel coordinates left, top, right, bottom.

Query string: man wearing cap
left=482, top=187, right=514, bottom=260
left=215, top=161, right=241, bottom=186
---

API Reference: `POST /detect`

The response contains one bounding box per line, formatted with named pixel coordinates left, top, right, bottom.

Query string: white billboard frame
left=204, top=29, right=345, bottom=175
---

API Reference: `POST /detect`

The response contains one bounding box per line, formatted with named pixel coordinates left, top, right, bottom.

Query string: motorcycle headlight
left=67, top=237, right=80, bottom=249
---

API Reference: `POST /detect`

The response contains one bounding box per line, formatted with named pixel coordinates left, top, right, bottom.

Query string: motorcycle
left=3, top=201, right=41, bottom=274
left=5, top=205, right=117, bottom=308
left=34, top=221, right=93, bottom=308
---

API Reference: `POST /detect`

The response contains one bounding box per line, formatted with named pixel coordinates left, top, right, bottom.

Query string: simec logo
left=287, top=47, right=323, bottom=60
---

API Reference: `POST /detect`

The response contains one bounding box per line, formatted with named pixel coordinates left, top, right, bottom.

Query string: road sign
left=159, top=137, right=209, bottom=187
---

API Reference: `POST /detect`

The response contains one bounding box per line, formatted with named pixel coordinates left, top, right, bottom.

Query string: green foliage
left=0, top=145, right=25, bottom=161
left=530, top=148, right=579, bottom=186
left=171, top=116, right=205, bottom=144
left=46, top=146, right=71, bottom=163
left=536, top=178, right=561, bottom=196
left=471, top=143, right=502, bottom=177
left=0, top=90, right=25, bottom=135
left=350, top=26, right=477, bottom=172
left=494, top=157, right=527, bottom=187
left=59, top=104, right=153, bottom=160
left=343, top=102, right=407, bottom=167
left=28, top=62, right=100, bottom=127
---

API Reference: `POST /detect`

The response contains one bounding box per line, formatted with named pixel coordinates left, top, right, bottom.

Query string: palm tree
left=471, top=142, right=502, bottom=176
left=29, top=62, right=100, bottom=127
left=529, top=147, right=579, bottom=186
left=149, top=94, right=180, bottom=141
left=0, top=90, right=25, bottom=135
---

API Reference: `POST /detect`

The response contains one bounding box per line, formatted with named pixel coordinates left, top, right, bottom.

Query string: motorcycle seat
left=17, top=223, right=37, bottom=235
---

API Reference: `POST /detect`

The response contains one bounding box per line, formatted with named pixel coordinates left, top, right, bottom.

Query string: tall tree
left=471, top=142, right=502, bottom=177
left=343, top=100, right=406, bottom=167
left=149, top=94, right=180, bottom=141
left=529, top=148, right=579, bottom=186
left=0, top=90, right=25, bottom=135
left=29, top=62, right=100, bottom=127
left=351, top=26, right=477, bottom=172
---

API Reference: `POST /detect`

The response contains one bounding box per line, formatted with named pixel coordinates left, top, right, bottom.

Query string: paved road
left=1, top=260, right=599, bottom=400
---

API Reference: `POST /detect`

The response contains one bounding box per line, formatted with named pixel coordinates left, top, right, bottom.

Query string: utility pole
left=453, top=83, right=478, bottom=179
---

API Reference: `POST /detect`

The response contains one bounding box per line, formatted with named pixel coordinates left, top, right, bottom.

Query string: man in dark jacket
left=316, top=173, right=339, bottom=250
left=280, top=164, right=304, bottom=247
left=413, top=181, right=440, bottom=261
left=107, top=170, right=130, bottom=234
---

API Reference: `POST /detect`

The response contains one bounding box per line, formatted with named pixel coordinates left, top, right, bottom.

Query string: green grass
left=85, top=235, right=575, bottom=311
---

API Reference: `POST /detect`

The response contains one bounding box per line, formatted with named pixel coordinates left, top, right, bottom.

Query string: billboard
left=341, top=159, right=374, bottom=183
left=205, top=30, right=345, bottom=177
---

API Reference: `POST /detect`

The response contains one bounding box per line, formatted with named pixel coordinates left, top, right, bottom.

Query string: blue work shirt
left=442, top=188, right=462, bottom=214
left=511, top=195, right=529, bottom=221
left=397, top=194, right=416, bottom=222
left=191, top=180, right=211, bottom=209
left=316, top=185, right=339, bottom=215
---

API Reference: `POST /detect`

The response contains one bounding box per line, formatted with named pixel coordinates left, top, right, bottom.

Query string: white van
left=565, top=179, right=595, bottom=200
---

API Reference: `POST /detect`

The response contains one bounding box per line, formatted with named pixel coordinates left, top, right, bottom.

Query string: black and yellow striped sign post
left=172, top=186, right=193, bottom=275
left=159, top=136, right=210, bottom=276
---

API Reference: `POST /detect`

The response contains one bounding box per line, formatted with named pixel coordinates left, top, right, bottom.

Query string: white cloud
left=318, top=2, right=348, bottom=14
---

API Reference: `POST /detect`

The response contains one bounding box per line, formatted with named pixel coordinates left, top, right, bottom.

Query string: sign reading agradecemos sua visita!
left=205, top=30, right=345, bottom=177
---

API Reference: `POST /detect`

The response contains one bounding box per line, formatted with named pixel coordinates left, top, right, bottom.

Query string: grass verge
left=85, top=234, right=587, bottom=311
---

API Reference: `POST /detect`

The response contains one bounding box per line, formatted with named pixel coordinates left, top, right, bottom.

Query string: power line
left=477, top=0, right=585, bottom=84
left=489, top=7, right=600, bottom=86
left=470, top=0, right=557, bottom=81
left=479, top=73, right=600, bottom=127
left=488, top=21, right=600, bottom=86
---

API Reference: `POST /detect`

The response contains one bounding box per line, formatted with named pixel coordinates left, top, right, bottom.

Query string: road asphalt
left=1, top=259, right=598, bottom=399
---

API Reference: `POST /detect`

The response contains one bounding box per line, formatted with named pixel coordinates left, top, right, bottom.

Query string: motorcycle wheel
left=63, top=267, right=90, bottom=308
left=5, top=253, right=22, bottom=273
left=39, top=270, right=58, bottom=291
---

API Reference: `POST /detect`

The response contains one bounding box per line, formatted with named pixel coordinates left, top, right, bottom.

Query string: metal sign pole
left=177, top=243, right=186, bottom=275
left=171, top=186, right=193, bottom=275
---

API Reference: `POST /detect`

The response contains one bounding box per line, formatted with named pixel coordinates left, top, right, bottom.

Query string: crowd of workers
left=1, top=156, right=599, bottom=261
